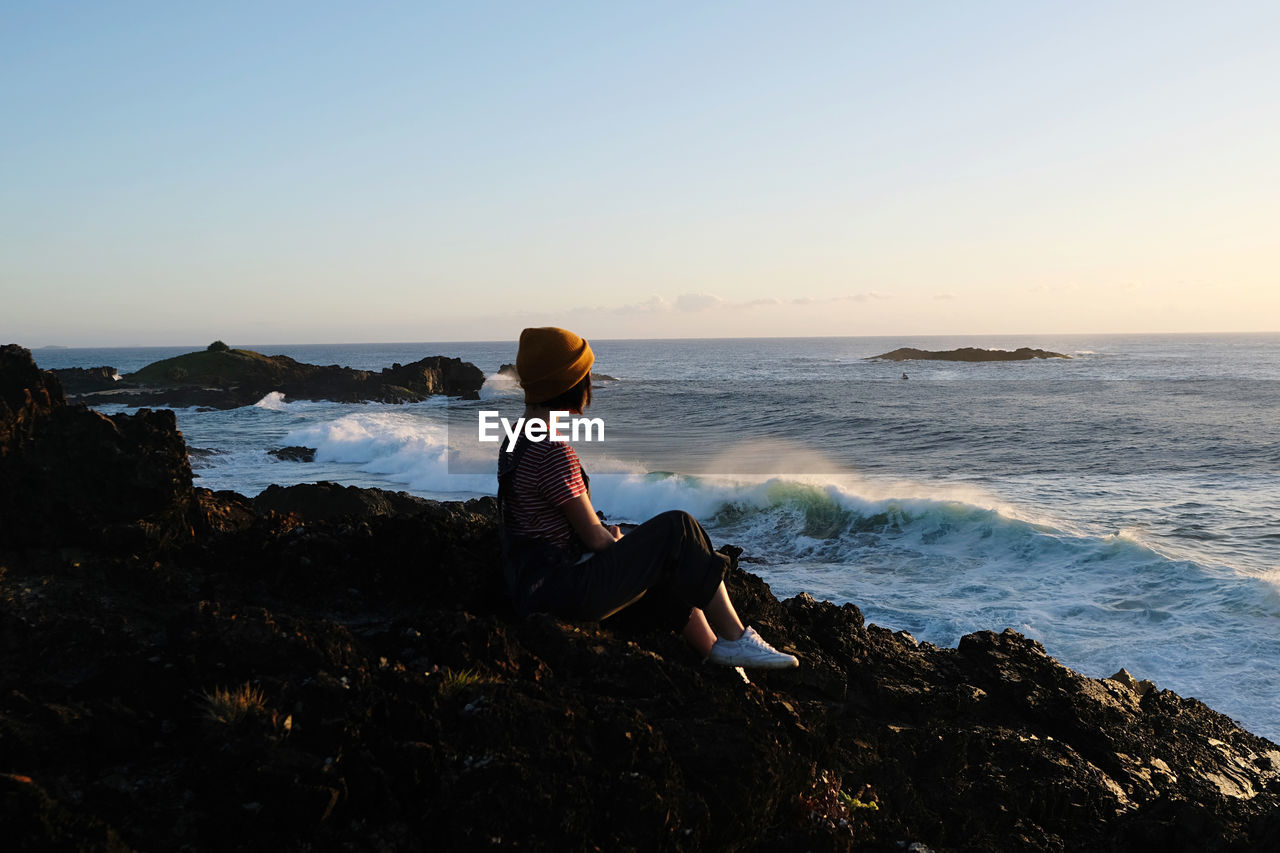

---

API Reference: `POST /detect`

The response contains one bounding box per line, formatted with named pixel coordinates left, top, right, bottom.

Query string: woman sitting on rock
left=497, top=326, right=798, bottom=670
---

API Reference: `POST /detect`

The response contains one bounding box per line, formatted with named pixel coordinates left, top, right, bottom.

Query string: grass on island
left=126, top=347, right=293, bottom=387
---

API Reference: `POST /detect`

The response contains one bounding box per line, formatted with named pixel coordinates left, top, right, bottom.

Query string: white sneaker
left=706, top=626, right=799, bottom=670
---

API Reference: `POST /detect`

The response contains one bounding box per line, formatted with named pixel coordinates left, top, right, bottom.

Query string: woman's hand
left=560, top=494, right=622, bottom=551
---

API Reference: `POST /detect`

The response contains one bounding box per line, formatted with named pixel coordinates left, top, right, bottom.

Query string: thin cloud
left=675, top=292, right=725, bottom=312
left=795, top=292, right=890, bottom=304
left=524, top=286, right=896, bottom=326
left=834, top=292, right=890, bottom=302
left=559, top=290, right=893, bottom=320
left=635, top=295, right=674, bottom=313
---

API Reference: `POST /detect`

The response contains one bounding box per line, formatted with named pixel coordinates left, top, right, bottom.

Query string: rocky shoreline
left=51, top=344, right=485, bottom=409
left=3, top=343, right=1279, bottom=851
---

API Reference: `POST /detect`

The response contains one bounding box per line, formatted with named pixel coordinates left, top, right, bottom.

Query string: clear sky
left=2, top=1, right=1277, bottom=346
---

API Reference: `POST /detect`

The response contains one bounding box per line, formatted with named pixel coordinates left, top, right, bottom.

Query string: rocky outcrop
left=49, top=365, right=119, bottom=394
left=267, top=446, right=317, bottom=463
left=253, top=481, right=436, bottom=521
left=2, top=343, right=1278, bottom=851
left=68, top=348, right=485, bottom=409
left=1, top=344, right=194, bottom=552
left=871, top=347, right=1070, bottom=362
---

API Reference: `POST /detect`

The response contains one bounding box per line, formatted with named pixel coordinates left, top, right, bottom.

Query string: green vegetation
left=439, top=667, right=493, bottom=696
left=207, top=340, right=230, bottom=352
left=839, top=789, right=880, bottom=811
left=126, top=347, right=291, bottom=387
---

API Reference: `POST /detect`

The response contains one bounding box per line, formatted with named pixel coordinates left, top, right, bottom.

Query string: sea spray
left=254, top=391, right=288, bottom=410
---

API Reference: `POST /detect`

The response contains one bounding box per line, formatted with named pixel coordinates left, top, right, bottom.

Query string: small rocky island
left=871, top=347, right=1070, bottom=362
left=4, top=343, right=1279, bottom=851
left=52, top=341, right=485, bottom=409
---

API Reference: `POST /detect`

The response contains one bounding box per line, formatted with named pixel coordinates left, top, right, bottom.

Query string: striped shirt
left=507, top=440, right=587, bottom=547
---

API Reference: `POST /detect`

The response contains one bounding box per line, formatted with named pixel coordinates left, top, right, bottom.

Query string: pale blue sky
left=3, top=1, right=1277, bottom=346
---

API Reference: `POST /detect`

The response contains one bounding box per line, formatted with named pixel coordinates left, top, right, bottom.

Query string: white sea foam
left=254, top=391, right=288, bottom=410
left=479, top=373, right=522, bottom=401
left=283, top=411, right=494, bottom=496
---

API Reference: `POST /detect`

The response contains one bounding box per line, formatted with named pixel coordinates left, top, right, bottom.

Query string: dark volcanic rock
left=253, top=481, right=436, bottom=521
left=1, top=344, right=194, bottom=552
left=871, top=346, right=1070, bottom=362
left=268, top=445, right=317, bottom=463
left=69, top=348, right=485, bottom=409
left=373, top=356, right=484, bottom=402
left=3, top=343, right=1279, bottom=852
left=50, top=365, right=119, bottom=393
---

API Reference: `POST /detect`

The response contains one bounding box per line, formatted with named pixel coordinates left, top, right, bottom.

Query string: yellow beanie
left=516, top=327, right=594, bottom=403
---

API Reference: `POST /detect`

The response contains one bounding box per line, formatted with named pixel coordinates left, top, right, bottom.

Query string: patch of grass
left=201, top=683, right=267, bottom=725
left=439, top=668, right=492, bottom=696
left=838, top=788, right=879, bottom=812
left=126, top=348, right=290, bottom=387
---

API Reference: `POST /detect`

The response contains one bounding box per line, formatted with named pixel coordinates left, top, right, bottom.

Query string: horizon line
left=15, top=329, right=1280, bottom=350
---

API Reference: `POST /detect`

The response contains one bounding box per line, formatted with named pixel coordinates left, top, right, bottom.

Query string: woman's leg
left=702, top=581, right=746, bottom=639
left=681, top=609, right=715, bottom=656
left=681, top=582, right=746, bottom=655
left=530, top=511, right=797, bottom=667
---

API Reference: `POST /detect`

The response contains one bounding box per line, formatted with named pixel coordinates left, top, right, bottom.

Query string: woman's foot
left=706, top=626, right=798, bottom=669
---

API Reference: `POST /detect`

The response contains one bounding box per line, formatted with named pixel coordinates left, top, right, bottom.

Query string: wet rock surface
left=268, top=446, right=317, bottom=463
left=3, top=344, right=1279, bottom=851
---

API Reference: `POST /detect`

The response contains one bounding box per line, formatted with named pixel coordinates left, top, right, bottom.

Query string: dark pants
left=514, top=510, right=728, bottom=631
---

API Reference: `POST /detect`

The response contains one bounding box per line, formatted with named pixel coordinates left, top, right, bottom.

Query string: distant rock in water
left=65, top=347, right=485, bottom=409
left=268, top=445, right=316, bottom=463
left=870, top=346, right=1070, bottom=362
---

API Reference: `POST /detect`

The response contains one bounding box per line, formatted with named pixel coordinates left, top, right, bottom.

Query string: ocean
left=33, top=334, right=1280, bottom=742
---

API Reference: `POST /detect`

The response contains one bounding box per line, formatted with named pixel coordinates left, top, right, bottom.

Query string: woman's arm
left=560, top=493, right=622, bottom=552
